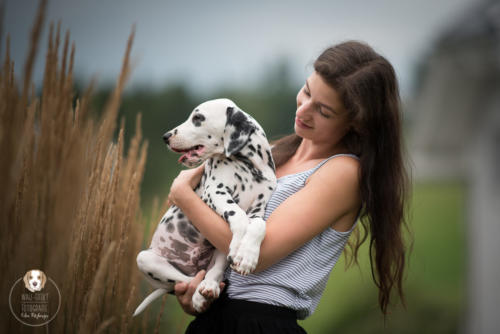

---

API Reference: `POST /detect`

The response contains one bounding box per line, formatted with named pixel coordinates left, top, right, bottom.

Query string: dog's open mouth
left=171, top=145, right=205, bottom=163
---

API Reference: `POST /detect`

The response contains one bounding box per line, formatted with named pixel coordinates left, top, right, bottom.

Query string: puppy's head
left=163, top=98, right=257, bottom=167
left=23, top=269, right=47, bottom=292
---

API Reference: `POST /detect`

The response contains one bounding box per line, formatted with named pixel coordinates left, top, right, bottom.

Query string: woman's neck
left=292, top=138, right=348, bottom=163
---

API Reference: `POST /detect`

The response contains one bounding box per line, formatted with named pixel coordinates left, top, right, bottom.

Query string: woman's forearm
left=175, top=188, right=233, bottom=254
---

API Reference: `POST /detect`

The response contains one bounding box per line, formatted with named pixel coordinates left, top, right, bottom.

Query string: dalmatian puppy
left=23, top=269, right=47, bottom=292
left=134, top=98, right=276, bottom=316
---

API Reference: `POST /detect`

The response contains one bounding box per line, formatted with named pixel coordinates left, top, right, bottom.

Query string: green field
left=299, top=182, right=466, bottom=333
left=143, top=182, right=466, bottom=333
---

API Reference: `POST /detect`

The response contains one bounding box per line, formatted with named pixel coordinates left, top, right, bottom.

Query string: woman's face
left=295, top=71, right=350, bottom=147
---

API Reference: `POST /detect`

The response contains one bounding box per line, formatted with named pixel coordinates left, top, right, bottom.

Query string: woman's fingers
left=188, top=270, right=206, bottom=294
left=174, top=270, right=206, bottom=315
left=174, top=282, right=188, bottom=295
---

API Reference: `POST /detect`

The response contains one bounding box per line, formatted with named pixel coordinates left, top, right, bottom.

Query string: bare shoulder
left=306, top=155, right=360, bottom=188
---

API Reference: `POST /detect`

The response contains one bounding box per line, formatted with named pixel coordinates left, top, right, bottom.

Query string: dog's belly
left=150, top=207, right=214, bottom=277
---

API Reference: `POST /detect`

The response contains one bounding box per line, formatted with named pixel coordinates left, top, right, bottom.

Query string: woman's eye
left=318, top=107, right=330, bottom=118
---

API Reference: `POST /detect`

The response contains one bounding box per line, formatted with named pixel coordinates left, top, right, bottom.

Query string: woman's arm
left=169, top=156, right=361, bottom=272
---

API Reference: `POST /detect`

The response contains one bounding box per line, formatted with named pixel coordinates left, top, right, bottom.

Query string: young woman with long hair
left=167, top=40, right=410, bottom=333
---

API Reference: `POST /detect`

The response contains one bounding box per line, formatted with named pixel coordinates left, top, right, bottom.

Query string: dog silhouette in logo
left=23, top=269, right=47, bottom=292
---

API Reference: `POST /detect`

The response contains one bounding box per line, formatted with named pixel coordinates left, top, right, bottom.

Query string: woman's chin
left=294, top=125, right=309, bottom=139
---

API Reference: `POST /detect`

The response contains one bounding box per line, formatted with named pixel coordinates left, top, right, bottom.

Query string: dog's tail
left=133, top=288, right=168, bottom=317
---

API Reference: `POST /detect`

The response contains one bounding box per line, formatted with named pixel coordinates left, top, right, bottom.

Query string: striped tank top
left=224, top=153, right=359, bottom=319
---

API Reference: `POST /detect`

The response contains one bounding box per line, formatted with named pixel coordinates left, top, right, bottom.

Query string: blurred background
left=4, top=0, right=499, bottom=333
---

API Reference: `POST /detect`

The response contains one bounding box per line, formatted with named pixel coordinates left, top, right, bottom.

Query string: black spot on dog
left=177, top=220, right=199, bottom=243
left=227, top=199, right=234, bottom=204
left=192, top=113, right=206, bottom=127
left=174, top=129, right=178, bottom=135
left=227, top=139, right=243, bottom=153
left=217, top=183, right=223, bottom=188
left=208, top=135, right=212, bottom=139
left=266, top=150, right=275, bottom=171
left=233, top=152, right=267, bottom=183
left=148, top=272, right=162, bottom=282
left=258, top=194, right=264, bottom=200
left=166, top=222, right=175, bottom=233
left=177, top=213, right=184, bottom=219
left=178, top=221, right=187, bottom=230
left=187, top=227, right=200, bottom=242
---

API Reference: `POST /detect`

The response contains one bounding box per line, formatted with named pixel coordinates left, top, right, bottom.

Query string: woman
left=168, top=40, right=409, bottom=333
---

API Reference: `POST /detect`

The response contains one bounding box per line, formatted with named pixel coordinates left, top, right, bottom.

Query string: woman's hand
left=168, top=163, right=205, bottom=207
left=174, top=270, right=226, bottom=315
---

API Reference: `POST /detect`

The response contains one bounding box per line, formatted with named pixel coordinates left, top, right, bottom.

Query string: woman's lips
left=295, top=117, right=312, bottom=129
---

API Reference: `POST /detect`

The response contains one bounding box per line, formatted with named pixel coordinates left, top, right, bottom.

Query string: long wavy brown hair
left=271, top=41, right=411, bottom=315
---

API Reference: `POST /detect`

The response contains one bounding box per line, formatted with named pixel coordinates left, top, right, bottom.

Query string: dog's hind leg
left=192, top=249, right=227, bottom=312
left=136, top=250, right=192, bottom=290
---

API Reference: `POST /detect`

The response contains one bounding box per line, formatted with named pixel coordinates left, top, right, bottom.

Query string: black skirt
left=185, top=288, right=307, bottom=334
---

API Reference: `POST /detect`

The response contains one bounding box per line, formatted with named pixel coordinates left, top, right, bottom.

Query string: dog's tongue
left=178, top=146, right=204, bottom=163
left=178, top=154, right=188, bottom=163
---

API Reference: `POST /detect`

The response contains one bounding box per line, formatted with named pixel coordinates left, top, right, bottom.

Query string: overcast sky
left=4, top=0, right=478, bottom=97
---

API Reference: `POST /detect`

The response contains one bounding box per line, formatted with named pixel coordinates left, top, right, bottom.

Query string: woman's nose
left=296, top=100, right=312, bottom=117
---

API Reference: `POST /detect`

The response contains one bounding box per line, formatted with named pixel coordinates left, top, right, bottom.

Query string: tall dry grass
left=0, top=1, right=173, bottom=332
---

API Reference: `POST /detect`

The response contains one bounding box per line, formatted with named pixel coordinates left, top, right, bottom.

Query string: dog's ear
left=23, top=271, right=30, bottom=287
left=223, top=107, right=256, bottom=157
left=40, top=271, right=47, bottom=288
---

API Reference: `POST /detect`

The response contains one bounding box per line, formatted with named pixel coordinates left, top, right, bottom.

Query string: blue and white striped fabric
left=224, top=153, right=359, bottom=319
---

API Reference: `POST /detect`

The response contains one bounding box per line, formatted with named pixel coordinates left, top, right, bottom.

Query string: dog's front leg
left=192, top=249, right=227, bottom=312
left=232, top=216, right=266, bottom=275
left=208, top=190, right=249, bottom=265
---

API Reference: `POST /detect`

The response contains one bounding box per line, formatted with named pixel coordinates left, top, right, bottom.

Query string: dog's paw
left=197, top=279, right=220, bottom=299
left=231, top=243, right=259, bottom=275
left=228, top=238, right=241, bottom=263
left=192, top=290, right=207, bottom=313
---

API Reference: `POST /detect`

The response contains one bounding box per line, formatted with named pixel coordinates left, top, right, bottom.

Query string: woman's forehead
left=307, top=72, right=344, bottom=111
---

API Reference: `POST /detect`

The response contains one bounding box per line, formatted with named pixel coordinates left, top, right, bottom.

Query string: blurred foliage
left=86, top=62, right=465, bottom=332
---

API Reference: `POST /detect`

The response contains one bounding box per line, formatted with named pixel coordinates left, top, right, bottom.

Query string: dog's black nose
left=163, top=132, right=172, bottom=144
